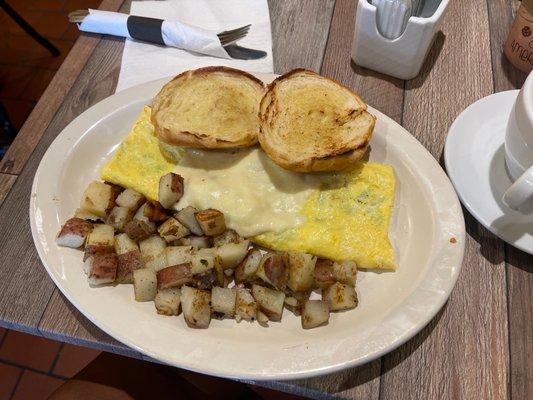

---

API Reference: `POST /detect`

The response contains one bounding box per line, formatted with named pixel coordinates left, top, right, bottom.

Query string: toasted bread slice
left=258, top=69, right=376, bottom=172
left=152, top=67, right=265, bottom=149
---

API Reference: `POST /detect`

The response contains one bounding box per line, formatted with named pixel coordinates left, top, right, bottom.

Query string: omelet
left=101, top=107, right=397, bottom=270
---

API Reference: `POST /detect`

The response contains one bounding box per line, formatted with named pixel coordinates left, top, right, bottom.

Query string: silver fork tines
left=217, top=24, right=251, bottom=46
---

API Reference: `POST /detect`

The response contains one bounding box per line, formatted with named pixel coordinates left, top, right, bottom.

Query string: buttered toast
left=152, top=67, right=265, bottom=149
left=258, top=69, right=376, bottom=172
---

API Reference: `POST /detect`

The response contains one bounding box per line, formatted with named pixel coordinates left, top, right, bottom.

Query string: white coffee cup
left=502, top=71, right=533, bottom=211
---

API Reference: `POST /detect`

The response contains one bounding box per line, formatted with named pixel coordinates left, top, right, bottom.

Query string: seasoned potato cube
left=158, top=217, right=189, bottom=242
left=86, top=253, right=118, bottom=287
left=80, top=181, right=119, bottom=218
left=214, top=257, right=225, bottom=287
left=133, top=268, right=157, bottom=301
left=114, top=233, right=143, bottom=283
left=74, top=208, right=101, bottom=222
left=234, top=249, right=262, bottom=284
left=175, top=206, right=203, bottom=236
left=143, top=201, right=168, bottom=222
left=211, top=287, right=236, bottom=318
left=284, top=251, right=316, bottom=292
left=212, top=229, right=241, bottom=247
left=333, top=261, right=358, bottom=286
left=190, top=254, right=217, bottom=289
left=191, top=253, right=216, bottom=275
left=252, top=284, right=285, bottom=322
left=57, top=217, right=92, bottom=248
left=314, top=259, right=336, bottom=288
left=114, top=233, right=138, bottom=255
left=177, top=235, right=212, bottom=248
left=283, top=291, right=310, bottom=316
left=154, top=288, right=181, bottom=316
left=193, top=269, right=216, bottom=290
left=215, top=240, right=250, bottom=269
left=115, top=188, right=145, bottom=212
left=256, top=253, right=288, bottom=291
left=157, top=263, right=192, bottom=289
left=106, top=206, right=133, bottom=232
left=165, top=246, right=194, bottom=267
left=139, top=235, right=167, bottom=271
left=322, top=282, right=358, bottom=311
left=301, top=300, right=330, bottom=329
left=194, top=209, right=225, bottom=236
left=83, top=224, right=115, bottom=261
left=181, top=286, right=211, bottom=329
left=158, top=173, right=184, bottom=209
left=256, top=311, right=269, bottom=326
left=124, top=204, right=157, bottom=241
left=235, top=289, right=258, bottom=322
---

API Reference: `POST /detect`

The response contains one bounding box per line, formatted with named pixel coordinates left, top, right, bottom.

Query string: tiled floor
left=0, top=330, right=100, bottom=400
left=0, top=0, right=101, bottom=152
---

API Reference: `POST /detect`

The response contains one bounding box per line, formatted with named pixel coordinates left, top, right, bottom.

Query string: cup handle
left=502, top=165, right=533, bottom=210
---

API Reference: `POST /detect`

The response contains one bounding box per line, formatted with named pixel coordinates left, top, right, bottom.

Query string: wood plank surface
left=0, top=173, right=16, bottom=208
left=487, top=2, right=532, bottom=399
left=0, top=0, right=124, bottom=175
left=380, top=1, right=510, bottom=399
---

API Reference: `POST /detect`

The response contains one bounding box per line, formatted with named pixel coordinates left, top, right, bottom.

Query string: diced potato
left=283, top=291, right=310, bottom=316
left=157, top=263, right=192, bottom=289
left=114, top=233, right=138, bottom=255
left=178, top=235, right=212, bottom=248
left=284, top=251, right=316, bottom=292
left=116, top=249, right=143, bottom=284
left=139, top=235, right=167, bottom=271
left=181, top=286, right=211, bottom=329
left=235, top=289, right=258, bottom=322
left=80, top=181, right=119, bottom=218
left=115, top=188, right=145, bottom=212
left=301, top=300, right=329, bottom=329
left=165, top=246, right=194, bottom=266
left=252, top=284, right=285, bottom=322
left=190, top=253, right=216, bottom=289
left=194, top=209, right=226, bottom=236
left=175, top=206, right=203, bottom=236
left=154, top=288, right=181, bottom=316
left=193, top=268, right=216, bottom=290
left=83, top=224, right=115, bottom=261
left=211, top=287, right=236, bottom=318
left=74, top=208, right=101, bottom=222
left=333, top=261, right=357, bottom=286
left=314, top=259, right=336, bottom=288
left=124, top=220, right=154, bottom=242
left=234, top=249, right=262, bottom=284
left=56, top=217, right=92, bottom=248
left=133, top=268, right=157, bottom=301
left=191, top=253, right=216, bottom=275
left=256, top=253, right=288, bottom=291
left=87, top=253, right=118, bottom=287
left=212, top=229, right=241, bottom=247
left=215, top=240, right=250, bottom=269
left=256, top=311, right=269, bottom=326
left=143, top=201, right=168, bottom=222
left=322, top=282, right=358, bottom=311
left=214, top=257, right=225, bottom=287
left=158, top=217, right=189, bottom=242
left=158, top=173, right=184, bottom=209
left=106, top=206, right=133, bottom=232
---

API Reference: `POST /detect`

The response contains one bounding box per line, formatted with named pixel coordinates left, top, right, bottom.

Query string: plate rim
left=30, top=74, right=466, bottom=380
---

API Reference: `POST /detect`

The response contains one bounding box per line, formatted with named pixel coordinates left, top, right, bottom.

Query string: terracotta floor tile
left=11, top=370, right=64, bottom=400
left=0, top=363, right=22, bottom=400
left=0, top=65, right=36, bottom=99
left=53, top=344, right=100, bottom=378
left=1, top=99, right=35, bottom=130
left=20, top=68, right=56, bottom=101
left=0, top=331, right=61, bottom=372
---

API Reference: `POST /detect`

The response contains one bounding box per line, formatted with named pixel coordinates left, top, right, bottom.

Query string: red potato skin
left=193, top=269, right=216, bottom=290
left=83, top=244, right=114, bottom=262
left=89, top=253, right=118, bottom=281
left=124, top=220, right=153, bottom=241
left=106, top=184, right=123, bottom=214
left=143, top=201, right=169, bottom=222
left=157, top=263, right=192, bottom=289
left=57, top=218, right=92, bottom=243
left=263, top=254, right=288, bottom=291
left=234, top=249, right=258, bottom=284
left=314, top=259, right=335, bottom=287
left=117, top=250, right=144, bottom=282
left=170, top=174, right=184, bottom=199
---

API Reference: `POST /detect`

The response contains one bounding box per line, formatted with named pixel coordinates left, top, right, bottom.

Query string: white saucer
left=445, top=90, right=533, bottom=254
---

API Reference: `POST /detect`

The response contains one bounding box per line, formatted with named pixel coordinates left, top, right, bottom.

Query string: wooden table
left=0, top=0, right=531, bottom=398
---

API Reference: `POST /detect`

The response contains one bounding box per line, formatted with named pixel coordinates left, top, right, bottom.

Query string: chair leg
left=0, top=0, right=61, bottom=57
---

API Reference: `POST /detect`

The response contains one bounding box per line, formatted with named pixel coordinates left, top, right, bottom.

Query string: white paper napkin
left=115, top=0, right=274, bottom=92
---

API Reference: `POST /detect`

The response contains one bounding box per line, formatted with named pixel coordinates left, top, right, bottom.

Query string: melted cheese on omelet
left=101, top=107, right=396, bottom=270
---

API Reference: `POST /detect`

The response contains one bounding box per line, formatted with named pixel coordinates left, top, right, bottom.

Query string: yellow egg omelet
left=101, top=106, right=177, bottom=201
left=101, top=107, right=397, bottom=270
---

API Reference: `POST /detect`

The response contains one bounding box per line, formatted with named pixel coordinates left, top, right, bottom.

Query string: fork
left=68, top=10, right=250, bottom=47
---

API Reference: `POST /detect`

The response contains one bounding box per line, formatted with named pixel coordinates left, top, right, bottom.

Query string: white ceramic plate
left=30, top=74, right=465, bottom=381
left=445, top=90, right=533, bottom=254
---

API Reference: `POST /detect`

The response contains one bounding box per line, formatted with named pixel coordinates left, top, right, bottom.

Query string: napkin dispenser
left=352, top=0, right=449, bottom=80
